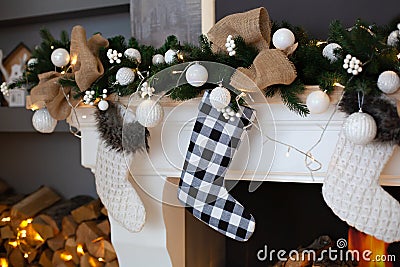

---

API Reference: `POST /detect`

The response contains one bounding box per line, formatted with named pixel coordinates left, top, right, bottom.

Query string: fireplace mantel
left=68, top=89, right=400, bottom=267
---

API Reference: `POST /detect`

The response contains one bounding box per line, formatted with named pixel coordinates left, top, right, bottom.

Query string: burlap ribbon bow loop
left=207, top=7, right=297, bottom=91
left=30, top=71, right=79, bottom=120
left=70, top=25, right=109, bottom=92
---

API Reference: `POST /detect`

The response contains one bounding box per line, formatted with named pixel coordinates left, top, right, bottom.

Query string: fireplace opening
left=222, top=181, right=400, bottom=267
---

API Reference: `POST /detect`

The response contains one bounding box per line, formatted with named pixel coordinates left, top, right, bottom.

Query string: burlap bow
left=30, top=25, right=109, bottom=120
left=30, top=72, right=79, bottom=120
left=207, top=7, right=297, bottom=91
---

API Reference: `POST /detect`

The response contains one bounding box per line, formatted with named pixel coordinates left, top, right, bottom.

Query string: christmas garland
left=7, top=8, right=400, bottom=143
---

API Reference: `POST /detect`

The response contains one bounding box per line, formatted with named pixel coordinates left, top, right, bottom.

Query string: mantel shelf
left=0, top=107, right=70, bottom=133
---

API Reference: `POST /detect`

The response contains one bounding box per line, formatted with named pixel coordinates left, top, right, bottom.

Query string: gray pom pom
left=95, top=102, right=150, bottom=153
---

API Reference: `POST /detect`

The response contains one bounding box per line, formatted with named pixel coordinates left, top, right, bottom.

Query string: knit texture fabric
left=95, top=141, right=146, bottom=232
left=322, top=128, right=400, bottom=243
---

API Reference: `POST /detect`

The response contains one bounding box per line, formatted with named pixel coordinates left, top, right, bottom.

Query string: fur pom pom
left=95, top=102, right=150, bottom=153
left=340, top=92, right=400, bottom=144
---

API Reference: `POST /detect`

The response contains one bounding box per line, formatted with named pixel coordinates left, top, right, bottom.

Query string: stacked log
left=0, top=181, right=118, bottom=267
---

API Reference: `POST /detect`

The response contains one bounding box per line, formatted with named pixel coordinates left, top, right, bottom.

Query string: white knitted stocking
left=322, top=128, right=400, bottom=243
left=95, top=141, right=146, bottom=232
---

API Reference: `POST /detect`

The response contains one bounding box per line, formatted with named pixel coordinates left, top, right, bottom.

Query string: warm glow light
left=60, top=252, right=73, bottom=261
left=34, top=233, right=44, bottom=242
left=333, top=82, right=346, bottom=88
left=61, top=71, right=65, bottom=74
left=316, top=41, right=327, bottom=46
left=20, top=219, right=33, bottom=228
left=0, top=258, right=8, bottom=267
left=19, top=230, right=27, bottom=238
left=177, top=53, right=184, bottom=60
left=397, top=53, right=400, bottom=60
left=77, top=244, right=85, bottom=255
left=1, top=217, right=10, bottom=222
left=98, top=258, right=105, bottom=262
left=23, top=253, right=28, bottom=259
left=8, top=241, right=18, bottom=248
left=70, top=55, right=78, bottom=65
left=30, top=104, right=39, bottom=111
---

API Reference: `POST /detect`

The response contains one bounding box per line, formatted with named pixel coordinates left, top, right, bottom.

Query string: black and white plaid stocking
left=178, top=90, right=256, bottom=241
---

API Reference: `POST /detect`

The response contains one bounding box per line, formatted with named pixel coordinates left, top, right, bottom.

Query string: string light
left=76, top=244, right=85, bottom=255
left=397, top=53, right=400, bottom=60
left=333, top=82, right=346, bottom=88
left=98, top=258, right=105, bottom=262
left=316, top=41, right=327, bottom=46
left=70, top=55, right=78, bottom=65
left=8, top=241, right=18, bottom=248
left=23, top=253, right=29, bottom=259
left=0, top=258, right=8, bottom=267
left=60, top=252, right=73, bottom=261
left=1, top=217, right=10, bottom=222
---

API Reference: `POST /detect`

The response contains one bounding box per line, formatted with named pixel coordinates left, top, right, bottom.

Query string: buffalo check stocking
left=178, top=90, right=256, bottom=241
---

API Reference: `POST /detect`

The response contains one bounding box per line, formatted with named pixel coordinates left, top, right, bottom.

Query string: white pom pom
left=344, top=112, right=377, bottom=145
left=322, top=43, right=342, bottom=62
left=306, top=90, right=330, bottom=114
left=343, top=63, right=349, bottom=69
left=116, top=67, right=135, bottom=86
left=32, top=108, right=57, bottom=133
left=136, top=99, right=164, bottom=127
left=98, top=100, right=109, bottom=111
left=346, top=54, right=352, bottom=59
left=124, top=48, right=142, bottom=63
left=272, top=28, right=295, bottom=50
left=352, top=69, right=358, bottom=75
left=185, top=63, right=208, bottom=87
left=377, top=70, right=400, bottom=94
left=347, top=68, right=353, bottom=74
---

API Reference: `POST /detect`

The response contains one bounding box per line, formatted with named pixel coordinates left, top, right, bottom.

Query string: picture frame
left=130, top=0, right=215, bottom=47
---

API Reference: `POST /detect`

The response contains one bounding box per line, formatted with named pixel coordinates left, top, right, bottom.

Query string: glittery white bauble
left=210, top=86, right=231, bottom=109
left=344, top=112, right=377, bottom=145
left=377, top=71, right=400, bottom=94
left=152, top=54, right=165, bottom=65
left=116, top=67, right=135, bottom=85
left=51, top=48, right=70, bottom=67
left=98, top=100, right=109, bottom=111
left=322, top=43, right=342, bottom=62
left=272, top=28, right=295, bottom=50
left=185, top=63, right=208, bottom=87
left=164, top=49, right=177, bottom=64
left=32, top=108, right=57, bottom=133
left=306, top=90, right=330, bottom=114
left=387, top=30, right=399, bottom=46
left=124, top=48, right=141, bottom=63
left=136, top=99, right=164, bottom=127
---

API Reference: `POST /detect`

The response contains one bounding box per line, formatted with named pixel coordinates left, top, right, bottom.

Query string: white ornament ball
left=164, top=49, right=177, bottom=64
left=124, top=48, right=141, bottom=63
left=387, top=30, right=399, bottom=46
left=185, top=63, right=208, bottom=87
left=136, top=99, right=164, bottom=127
left=32, top=108, right=57, bottom=134
left=344, top=112, right=377, bottom=145
left=377, top=71, right=400, bottom=94
left=152, top=54, right=165, bottom=65
left=210, top=86, right=231, bottom=110
left=116, top=67, right=135, bottom=86
left=322, top=43, right=342, bottom=62
left=98, top=100, right=109, bottom=111
left=306, top=90, right=330, bottom=114
left=51, top=48, right=70, bottom=67
left=272, top=28, right=295, bottom=50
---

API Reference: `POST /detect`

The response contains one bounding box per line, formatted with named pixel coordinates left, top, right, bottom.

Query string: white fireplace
left=69, top=86, right=400, bottom=267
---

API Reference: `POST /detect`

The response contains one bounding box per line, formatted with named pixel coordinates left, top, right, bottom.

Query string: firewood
left=75, top=221, right=105, bottom=247
left=65, top=237, right=80, bottom=265
left=32, top=214, right=59, bottom=241
left=39, top=249, right=53, bottom=267
left=9, top=249, right=25, bottom=267
left=87, top=239, right=117, bottom=262
left=47, top=233, right=66, bottom=251
left=100, top=207, right=108, bottom=216
left=43, top=196, right=94, bottom=228
left=11, top=187, right=61, bottom=219
left=26, top=250, right=37, bottom=264
left=61, top=215, right=77, bottom=238
left=97, top=220, right=110, bottom=236
left=71, top=199, right=102, bottom=223
left=105, top=260, right=119, bottom=267
left=0, top=194, right=25, bottom=214
left=80, top=253, right=105, bottom=267
left=0, top=225, right=15, bottom=239
left=52, top=250, right=77, bottom=267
